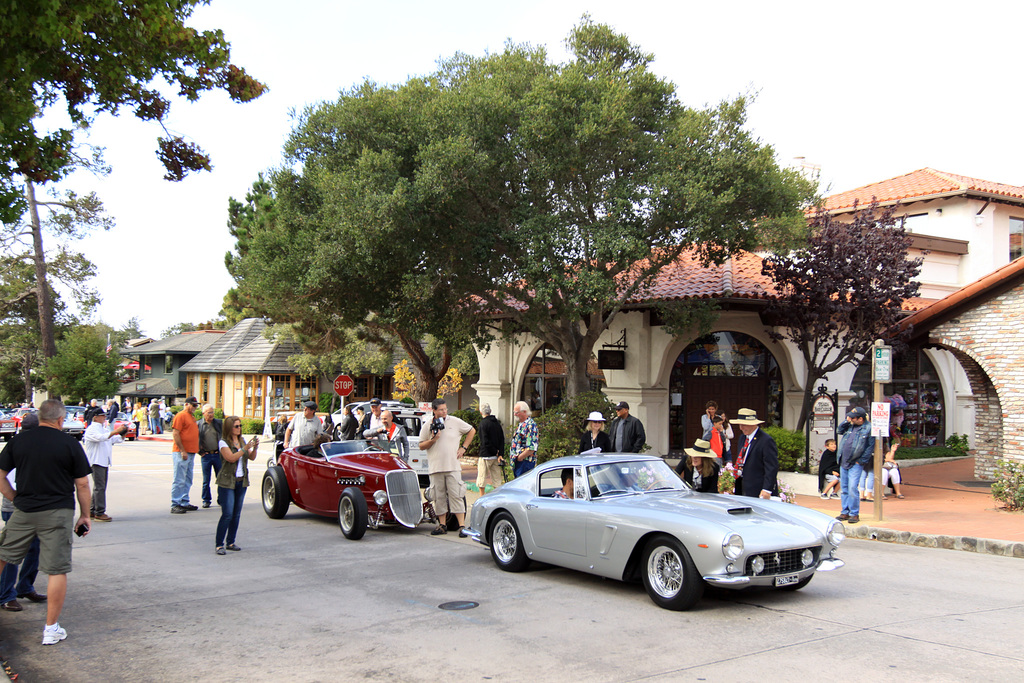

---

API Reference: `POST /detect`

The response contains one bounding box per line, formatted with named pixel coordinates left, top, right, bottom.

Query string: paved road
left=2, top=440, right=1022, bottom=682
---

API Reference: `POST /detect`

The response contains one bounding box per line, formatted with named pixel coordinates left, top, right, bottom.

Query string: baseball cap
left=615, top=401, right=629, bottom=410
left=848, top=406, right=867, bottom=419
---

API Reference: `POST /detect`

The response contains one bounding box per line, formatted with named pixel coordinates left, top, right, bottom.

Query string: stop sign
left=333, top=374, right=354, bottom=397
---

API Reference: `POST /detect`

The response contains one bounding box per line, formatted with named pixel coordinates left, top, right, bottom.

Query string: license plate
left=775, top=574, right=800, bottom=587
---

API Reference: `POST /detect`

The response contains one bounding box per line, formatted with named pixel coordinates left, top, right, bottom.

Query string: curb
left=845, top=524, right=1024, bottom=558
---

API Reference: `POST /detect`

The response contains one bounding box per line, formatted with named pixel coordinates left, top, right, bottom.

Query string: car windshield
left=321, top=441, right=376, bottom=458
left=586, top=460, right=686, bottom=498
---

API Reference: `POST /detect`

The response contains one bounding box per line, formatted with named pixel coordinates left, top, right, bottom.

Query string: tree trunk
left=26, top=181, right=57, bottom=359
left=549, top=311, right=610, bottom=400
left=393, top=329, right=450, bottom=402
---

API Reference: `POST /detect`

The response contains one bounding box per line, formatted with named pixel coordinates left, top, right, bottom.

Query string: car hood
left=602, top=491, right=825, bottom=547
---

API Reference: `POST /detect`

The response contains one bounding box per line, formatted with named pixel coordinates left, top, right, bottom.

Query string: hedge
left=240, top=418, right=265, bottom=435
left=535, top=391, right=619, bottom=464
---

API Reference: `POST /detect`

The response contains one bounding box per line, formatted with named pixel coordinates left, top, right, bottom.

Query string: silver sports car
left=464, top=454, right=845, bottom=610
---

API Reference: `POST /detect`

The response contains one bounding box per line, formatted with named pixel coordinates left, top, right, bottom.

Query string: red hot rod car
left=261, top=440, right=425, bottom=540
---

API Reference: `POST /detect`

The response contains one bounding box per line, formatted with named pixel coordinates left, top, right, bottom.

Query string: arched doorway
left=668, top=332, right=782, bottom=454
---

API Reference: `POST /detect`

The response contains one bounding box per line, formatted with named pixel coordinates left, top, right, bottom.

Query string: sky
left=44, top=0, right=1024, bottom=339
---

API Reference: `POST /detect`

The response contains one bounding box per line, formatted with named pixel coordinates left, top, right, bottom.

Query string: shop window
left=1011, top=217, right=1023, bottom=261
left=215, top=376, right=224, bottom=410
left=850, top=350, right=944, bottom=447
left=519, top=345, right=604, bottom=414
left=243, top=374, right=264, bottom=418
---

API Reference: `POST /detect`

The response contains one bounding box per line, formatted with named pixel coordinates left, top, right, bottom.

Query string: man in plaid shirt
left=509, top=401, right=539, bottom=478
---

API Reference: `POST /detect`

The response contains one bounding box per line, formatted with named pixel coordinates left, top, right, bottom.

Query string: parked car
left=261, top=440, right=426, bottom=540
left=10, top=408, right=36, bottom=433
left=332, top=402, right=431, bottom=486
left=464, top=454, right=845, bottom=611
left=62, top=410, right=85, bottom=440
left=113, top=412, right=137, bottom=441
left=0, top=411, right=17, bottom=441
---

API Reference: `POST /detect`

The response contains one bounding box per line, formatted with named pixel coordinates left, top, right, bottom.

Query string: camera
left=430, top=417, right=445, bottom=434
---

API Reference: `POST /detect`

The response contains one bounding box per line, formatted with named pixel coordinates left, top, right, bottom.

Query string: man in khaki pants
left=418, top=399, right=475, bottom=536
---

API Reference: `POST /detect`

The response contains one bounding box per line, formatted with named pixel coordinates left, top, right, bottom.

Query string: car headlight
left=751, top=555, right=765, bottom=574
left=722, top=533, right=744, bottom=561
left=801, top=548, right=815, bottom=567
left=827, top=520, right=845, bottom=546
left=373, top=490, right=388, bottom=506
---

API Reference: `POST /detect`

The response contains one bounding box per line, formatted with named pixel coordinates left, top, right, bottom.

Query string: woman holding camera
left=215, top=416, right=259, bottom=555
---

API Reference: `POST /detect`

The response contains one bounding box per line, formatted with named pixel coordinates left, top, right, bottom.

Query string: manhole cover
left=438, top=601, right=479, bottom=611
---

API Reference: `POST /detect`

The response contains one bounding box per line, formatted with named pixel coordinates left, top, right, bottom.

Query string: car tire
left=489, top=512, right=530, bottom=572
left=779, top=574, right=814, bottom=591
left=262, top=466, right=291, bottom=519
left=641, top=535, right=703, bottom=611
left=338, top=487, right=368, bottom=540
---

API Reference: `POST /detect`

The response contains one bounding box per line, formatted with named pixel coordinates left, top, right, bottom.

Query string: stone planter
left=778, top=471, right=820, bottom=496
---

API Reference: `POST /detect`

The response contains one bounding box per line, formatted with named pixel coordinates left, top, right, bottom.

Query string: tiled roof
left=129, top=330, right=225, bottom=355
left=823, top=168, right=1024, bottom=213
left=179, top=319, right=267, bottom=372
left=179, top=318, right=308, bottom=374
left=626, top=250, right=775, bottom=304
left=117, top=377, right=180, bottom=396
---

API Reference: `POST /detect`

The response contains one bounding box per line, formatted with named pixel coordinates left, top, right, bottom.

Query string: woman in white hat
left=674, top=439, right=720, bottom=493
left=579, top=411, right=612, bottom=453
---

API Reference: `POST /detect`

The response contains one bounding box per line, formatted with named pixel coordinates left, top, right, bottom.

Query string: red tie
left=737, top=438, right=751, bottom=474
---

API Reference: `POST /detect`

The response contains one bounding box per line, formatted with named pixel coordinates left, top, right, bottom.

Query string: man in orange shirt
left=170, top=397, right=200, bottom=514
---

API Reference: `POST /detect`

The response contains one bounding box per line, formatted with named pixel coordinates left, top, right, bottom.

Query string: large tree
left=761, top=202, right=923, bottom=430
left=45, top=324, right=122, bottom=403
left=0, top=0, right=266, bottom=221
left=230, top=20, right=814, bottom=399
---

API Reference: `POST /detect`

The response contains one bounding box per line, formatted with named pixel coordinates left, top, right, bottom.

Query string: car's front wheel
left=641, top=535, right=703, bottom=611
left=489, top=512, right=530, bottom=572
left=262, top=466, right=291, bottom=519
left=338, top=487, right=368, bottom=540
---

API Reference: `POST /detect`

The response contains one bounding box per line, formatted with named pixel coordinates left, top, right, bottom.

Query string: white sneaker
left=42, top=623, right=67, bottom=645
left=820, top=493, right=828, bottom=499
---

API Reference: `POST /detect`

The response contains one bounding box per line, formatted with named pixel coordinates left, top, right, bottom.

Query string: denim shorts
left=0, top=508, right=75, bottom=574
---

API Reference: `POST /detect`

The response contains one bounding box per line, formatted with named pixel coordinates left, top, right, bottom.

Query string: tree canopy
left=228, top=19, right=815, bottom=398
left=0, top=0, right=266, bottom=221
left=761, top=202, right=923, bottom=429
left=45, top=324, right=122, bottom=403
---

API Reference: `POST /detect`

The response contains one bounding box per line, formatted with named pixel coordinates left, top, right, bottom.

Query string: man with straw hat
left=731, top=408, right=778, bottom=499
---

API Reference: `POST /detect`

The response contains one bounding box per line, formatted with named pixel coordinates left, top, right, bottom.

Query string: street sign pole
left=871, top=340, right=891, bottom=521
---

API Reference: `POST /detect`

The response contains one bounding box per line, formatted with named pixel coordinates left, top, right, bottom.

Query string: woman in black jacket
left=674, top=438, right=720, bottom=493
left=579, top=411, right=612, bottom=453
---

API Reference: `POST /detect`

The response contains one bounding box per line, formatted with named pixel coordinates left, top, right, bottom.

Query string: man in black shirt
left=0, top=399, right=92, bottom=646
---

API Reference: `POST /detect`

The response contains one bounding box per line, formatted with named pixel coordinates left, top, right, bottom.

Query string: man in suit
left=732, top=408, right=778, bottom=499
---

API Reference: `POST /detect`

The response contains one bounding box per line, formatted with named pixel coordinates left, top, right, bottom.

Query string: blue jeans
left=0, top=510, right=39, bottom=602
left=840, top=463, right=864, bottom=516
left=171, top=453, right=195, bottom=507
left=201, top=453, right=222, bottom=505
left=859, top=469, right=875, bottom=496
left=216, top=482, right=247, bottom=547
left=512, top=459, right=536, bottom=478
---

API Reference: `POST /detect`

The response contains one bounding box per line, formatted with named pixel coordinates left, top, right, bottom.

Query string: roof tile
left=823, top=168, right=1024, bottom=212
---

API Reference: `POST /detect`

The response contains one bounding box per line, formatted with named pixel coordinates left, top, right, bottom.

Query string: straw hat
left=731, top=408, right=765, bottom=425
left=684, top=439, right=715, bottom=458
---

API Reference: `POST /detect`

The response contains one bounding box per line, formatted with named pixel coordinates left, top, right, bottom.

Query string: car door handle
left=525, top=504, right=538, bottom=510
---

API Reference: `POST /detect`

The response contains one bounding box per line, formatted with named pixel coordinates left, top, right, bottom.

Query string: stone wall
left=928, top=282, right=1024, bottom=479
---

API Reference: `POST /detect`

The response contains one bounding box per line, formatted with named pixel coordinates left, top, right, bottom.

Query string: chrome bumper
left=816, top=557, right=845, bottom=571
left=463, top=527, right=485, bottom=545
left=702, top=575, right=751, bottom=585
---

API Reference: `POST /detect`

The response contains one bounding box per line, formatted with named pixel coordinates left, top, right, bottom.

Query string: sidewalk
left=795, top=456, right=1023, bottom=556
left=462, top=456, right=1024, bottom=558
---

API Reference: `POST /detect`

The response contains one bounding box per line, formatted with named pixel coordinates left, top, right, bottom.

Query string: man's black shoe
left=170, top=506, right=187, bottom=514
left=847, top=515, right=860, bottom=524
left=202, top=501, right=211, bottom=508
left=183, top=504, right=199, bottom=511
left=18, top=591, right=46, bottom=603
